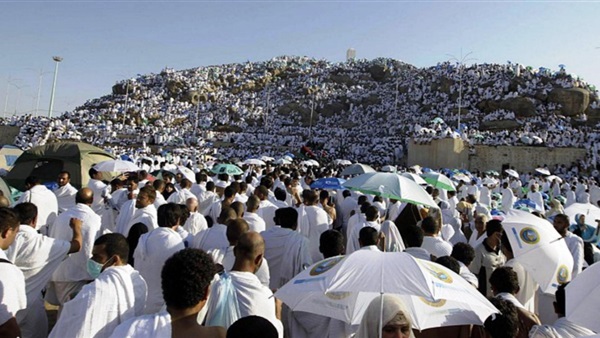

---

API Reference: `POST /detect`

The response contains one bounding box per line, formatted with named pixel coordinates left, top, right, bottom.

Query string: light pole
left=48, top=56, right=63, bottom=118
left=446, top=50, right=476, bottom=132
left=3, top=77, right=24, bottom=119
left=12, top=83, right=29, bottom=116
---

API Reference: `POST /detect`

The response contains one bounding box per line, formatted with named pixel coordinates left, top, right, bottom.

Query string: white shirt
left=191, top=223, right=229, bottom=252
left=297, top=205, right=332, bottom=262
left=257, top=199, right=278, bottom=230
left=0, top=250, right=27, bottom=327
left=123, top=204, right=158, bottom=236
left=53, top=183, right=78, bottom=214
left=15, top=184, right=59, bottom=230
left=243, top=212, right=267, bottom=233
left=88, top=178, right=108, bottom=214
left=421, top=236, right=453, bottom=257
left=50, top=203, right=102, bottom=282
left=564, top=232, right=584, bottom=278
left=183, top=212, right=208, bottom=236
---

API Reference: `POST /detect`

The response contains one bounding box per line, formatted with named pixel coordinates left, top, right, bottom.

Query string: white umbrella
left=275, top=253, right=497, bottom=329
left=335, top=159, right=352, bottom=166
left=300, top=160, right=316, bottom=167
left=535, top=168, right=551, bottom=176
left=421, top=172, right=456, bottom=192
left=564, top=203, right=600, bottom=225
left=343, top=172, right=437, bottom=208
left=481, top=177, right=498, bottom=186
left=400, top=172, right=428, bottom=185
left=452, top=173, right=471, bottom=183
left=502, top=209, right=573, bottom=294
left=381, top=165, right=397, bottom=173
left=260, top=156, right=275, bottom=162
left=93, top=159, right=139, bottom=172
left=505, top=169, right=519, bottom=179
left=308, top=159, right=320, bottom=167
left=177, top=165, right=196, bottom=182
left=243, top=158, right=266, bottom=166
left=566, top=261, right=600, bottom=332
left=274, top=158, right=292, bottom=165
left=546, top=175, right=563, bottom=183
left=340, top=163, right=376, bottom=176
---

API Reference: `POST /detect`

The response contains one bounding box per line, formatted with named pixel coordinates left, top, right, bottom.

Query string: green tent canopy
left=5, top=142, right=115, bottom=191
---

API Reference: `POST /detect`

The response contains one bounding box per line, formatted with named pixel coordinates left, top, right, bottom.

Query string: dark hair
left=359, top=226, right=378, bottom=247
left=227, top=316, right=278, bottom=338
left=25, top=176, right=41, bottom=186
left=489, top=266, right=519, bottom=294
left=484, top=298, right=519, bottom=338
left=342, top=190, right=351, bottom=198
left=365, top=206, right=379, bottom=222
left=139, top=185, right=157, bottom=203
left=486, top=219, right=503, bottom=237
left=89, top=168, right=98, bottom=178
left=421, top=216, right=439, bottom=234
left=0, top=207, right=20, bottom=233
left=319, top=229, right=345, bottom=258
left=162, top=248, right=216, bottom=309
left=274, top=207, right=298, bottom=229
left=94, top=233, right=130, bottom=264
left=224, top=186, right=236, bottom=199
left=451, top=242, right=475, bottom=266
left=206, top=181, right=215, bottom=191
left=157, top=203, right=182, bottom=228
left=226, top=218, right=249, bottom=244
left=274, top=188, right=287, bottom=202
left=59, top=170, right=71, bottom=179
left=402, top=225, right=424, bottom=248
left=13, top=202, right=37, bottom=225
left=435, top=256, right=460, bottom=274
left=303, top=190, right=319, bottom=205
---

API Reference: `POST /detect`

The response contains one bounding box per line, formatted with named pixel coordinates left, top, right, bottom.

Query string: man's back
left=261, top=226, right=312, bottom=290
left=421, top=236, right=453, bottom=257
left=297, top=205, right=331, bottom=262
left=49, top=265, right=147, bottom=338
left=134, top=227, right=185, bottom=314
left=17, top=185, right=59, bottom=229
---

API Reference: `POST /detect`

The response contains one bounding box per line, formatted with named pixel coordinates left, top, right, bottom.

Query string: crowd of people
left=1, top=56, right=599, bottom=168
left=1, top=158, right=599, bottom=337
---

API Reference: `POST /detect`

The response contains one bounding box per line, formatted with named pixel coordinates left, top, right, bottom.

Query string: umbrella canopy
left=210, top=163, right=244, bottom=175
left=400, top=172, right=428, bottom=185
left=93, top=159, right=140, bottom=173
left=340, top=163, right=376, bottom=176
left=452, top=173, right=471, bottom=183
left=481, top=177, right=498, bottom=186
left=343, top=172, right=437, bottom=208
left=260, top=156, right=275, bottom=162
left=564, top=203, right=600, bottom=226
left=421, top=172, right=456, bottom=192
left=334, top=159, right=352, bottom=166
left=502, top=209, right=572, bottom=294
left=275, top=253, right=497, bottom=329
left=566, top=261, right=600, bottom=332
left=243, top=158, right=266, bottom=166
left=274, top=158, right=292, bottom=165
left=381, top=165, right=397, bottom=173
left=176, top=166, right=196, bottom=182
left=546, top=175, right=563, bottom=183
left=505, top=169, right=519, bottom=179
left=535, top=168, right=551, bottom=176
left=310, top=177, right=346, bottom=190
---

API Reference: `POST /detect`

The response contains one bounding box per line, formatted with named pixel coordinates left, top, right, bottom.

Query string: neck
left=168, top=303, right=204, bottom=321
left=232, top=260, right=255, bottom=273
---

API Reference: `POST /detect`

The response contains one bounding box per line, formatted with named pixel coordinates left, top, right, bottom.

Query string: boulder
left=500, top=97, right=536, bottom=117
left=548, top=88, right=590, bottom=116
left=367, top=64, right=389, bottom=82
left=183, top=91, right=200, bottom=105
left=479, top=120, right=521, bottom=131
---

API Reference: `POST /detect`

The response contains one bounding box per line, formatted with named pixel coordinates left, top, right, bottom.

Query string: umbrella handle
left=379, top=292, right=384, bottom=338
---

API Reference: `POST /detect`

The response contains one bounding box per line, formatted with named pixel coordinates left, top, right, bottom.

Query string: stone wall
left=0, top=126, right=20, bottom=145
left=408, top=138, right=587, bottom=172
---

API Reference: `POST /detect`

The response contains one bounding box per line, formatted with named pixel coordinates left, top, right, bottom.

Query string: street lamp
left=446, top=50, right=476, bottom=132
left=48, top=56, right=63, bottom=118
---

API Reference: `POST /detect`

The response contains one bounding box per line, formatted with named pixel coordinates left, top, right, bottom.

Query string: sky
left=1, top=1, right=599, bottom=117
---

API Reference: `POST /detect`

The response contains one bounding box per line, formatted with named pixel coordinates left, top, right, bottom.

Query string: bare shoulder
left=199, top=325, right=227, bottom=338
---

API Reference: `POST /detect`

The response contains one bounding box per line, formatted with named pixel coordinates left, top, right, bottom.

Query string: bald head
left=0, top=195, right=9, bottom=208
left=234, top=231, right=265, bottom=263
left=76, top=188, right=94, bottom=205
left=226, top=218, right=249, bottom=245
left=186, top=197, right=198, bottom=213
left=217, top=207, right=238, bottom=225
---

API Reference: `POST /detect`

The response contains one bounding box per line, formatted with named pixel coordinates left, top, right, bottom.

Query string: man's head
left=226, top=218, right=250, bottom=246
left=186, top=197, right=198, bottom=213
left=0, top=207, right=20, bottom=250
left=553, top=214, right=570, bottom=236
left=234, top=231, right=265, bottom=273
left=135, top=186, right=156, bottom=209
left=75, top=188, right=94, bottom=205
left=451, top=242, right=475, bottom=266
left=180, top=178, right=192, bottom=190
left=402, top=225, right=424, bottom=248
left=485, top=219, right=503, bottom=238
left=24, top=176, right=41, bottom=190
left=57, top=171, right=71, bottom=187
left=0, top=196, right=9, bottom=208
left=246, top=195, right=260, bottom=213
left=274, top=207, right=298, bottom=230
left=365, top=206, right=380, bottom=222
left=421, top=216, right=440, bottom=236
left=319, top=229, right=345, bottom=258
left=489, top=266, right=520, bottom=296
left=435, top=256, right=460, bottom=274
left=162, top=248, right=216, bottom=311
left=484, top=298, right=519, bottom=338
left=475, top=214, right=488, bottom=233
left=13, top=202, right=37, bottom=227
left=227, top=316, right=278, bottom=338
left=90, top=233, right=129, bottom=274
left=153, top=179, right=166, bottom=193
left=89, top=168, right=101, bottom=180
left=303, top=190, right=319, bottom=206
left=157, top=203, right=182, bottom=228
left=217, top=207, right=238, bottom=225
left=230, top=201, right=244, bottom=218
left=274, top=188, right=287, bottom=202
left=358, top=226, right=379, bottom=248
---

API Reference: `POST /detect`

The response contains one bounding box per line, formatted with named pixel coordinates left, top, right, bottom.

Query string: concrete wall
left=407, top=138, right=468, bottom=169
left=0, top=126, right=20, bottom=146
left=408, top=138, right=587, bottom=172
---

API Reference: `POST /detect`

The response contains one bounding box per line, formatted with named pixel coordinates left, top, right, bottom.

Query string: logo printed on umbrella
left=556, top=265, right=569, bottom=284
left=325, top=291, right=351, bottom=300
left=422, top=262, right=453, bottom=284
left=519, top=227, right=540, bottom=244
left=309, top=256, right=344, bottom=276
left=419, top=297, right=447, bottom=308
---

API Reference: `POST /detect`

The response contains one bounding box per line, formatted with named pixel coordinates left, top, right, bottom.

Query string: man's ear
left=254, top=253, right=263, bottom=267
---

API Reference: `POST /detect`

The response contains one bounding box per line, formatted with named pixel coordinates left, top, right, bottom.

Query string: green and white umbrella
left=421, top=172, right=456, bottom=192
left=210, top=163, right=244, bottom=175
left=343, top=172, right=437, bottom=208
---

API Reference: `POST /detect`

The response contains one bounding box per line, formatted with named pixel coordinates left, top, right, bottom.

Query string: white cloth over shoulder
left=110, top=310, right=171, bottom=338
left=261, top=226, right=312, bottom=290
left=54, top=183, right=78, bottom=214
left=529, top=317, right=595, bottom=337
left=49, top=265, right=147, bottom=338
left=0, top=250, right=26, bottom=327
left=183, top=212, right=208, bottom=236
left=15, top=184, right=58, bottom=230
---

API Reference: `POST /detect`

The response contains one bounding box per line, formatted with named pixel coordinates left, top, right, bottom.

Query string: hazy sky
left=1, top=1, right=599, bottom=117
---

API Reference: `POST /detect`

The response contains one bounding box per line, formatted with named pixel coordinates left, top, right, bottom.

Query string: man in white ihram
left=53, top=171, right=78, bottom=213
left=296, top=190, right=331, bottom=262
left=14, top=176, right=58, bottom=232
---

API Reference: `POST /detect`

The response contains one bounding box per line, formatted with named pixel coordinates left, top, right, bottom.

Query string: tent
left=0, top=145, right=23, bottom=172
left=0, top=177, right=14, bottom=203
left=5, top=142, right=115, bottom=191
